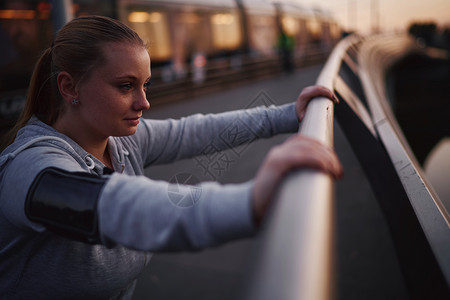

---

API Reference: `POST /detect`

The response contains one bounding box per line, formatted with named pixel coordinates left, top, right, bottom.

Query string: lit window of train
left=0, top=0, right=53, bottom=130
left=127, top=11, right=172, bottom=61
left=247, top=15, right=277, bottom=56
left=210, top=12, right=241, bottom=50
left=307, top=18, right=322, bottom=43
left=330, top=22, right=341, bottom=41
left=0, top=9, right=35, bottom=19
left=172, top=12, right=211, bottom=56
left=243, top=0, right=278, bottom=56
left=282, top=16, right=300, bottom=36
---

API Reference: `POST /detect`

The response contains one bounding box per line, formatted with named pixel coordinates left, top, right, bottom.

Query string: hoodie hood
left=0, top=117, right=112, bottom=181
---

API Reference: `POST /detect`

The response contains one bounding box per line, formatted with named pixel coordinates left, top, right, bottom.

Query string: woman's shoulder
left=0, top=121, right=89, bottom=191
left=0, top=138, right=84, bottom=230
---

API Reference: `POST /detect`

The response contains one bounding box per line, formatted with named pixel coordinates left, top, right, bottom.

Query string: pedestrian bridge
left=134, top=33, right=450, bottom=300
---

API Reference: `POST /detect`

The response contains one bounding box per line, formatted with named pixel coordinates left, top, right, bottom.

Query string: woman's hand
left=295, top=85, right=339, bottom=122
left=252, top=135, right=343, bottom=226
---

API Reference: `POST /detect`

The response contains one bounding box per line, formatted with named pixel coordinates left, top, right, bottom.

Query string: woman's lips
left=124, top=117, right=140, bottom=126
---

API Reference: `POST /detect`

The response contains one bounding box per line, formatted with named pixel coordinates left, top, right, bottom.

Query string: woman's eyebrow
left=115, top=74, right=138, bottom=80
left=115, top=74, right=151, bottom=82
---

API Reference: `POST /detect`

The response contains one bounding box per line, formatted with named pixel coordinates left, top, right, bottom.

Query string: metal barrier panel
left=357, top=34, right=450, bottom=297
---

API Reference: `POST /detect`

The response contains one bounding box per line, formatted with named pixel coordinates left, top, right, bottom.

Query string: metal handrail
left=246, top=32, right=450, bottom=299
left=358, top=34, right=450, bottom=286
left=245, top=35, right=361, bottom=300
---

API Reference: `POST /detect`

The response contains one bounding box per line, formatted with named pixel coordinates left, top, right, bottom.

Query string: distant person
left=0, top=16, right=342, bottom=299
left=278, top=30, right=295, bottom=73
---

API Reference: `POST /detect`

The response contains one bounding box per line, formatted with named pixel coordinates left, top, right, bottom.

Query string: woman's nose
left=134, top=91, right=150, bottom=111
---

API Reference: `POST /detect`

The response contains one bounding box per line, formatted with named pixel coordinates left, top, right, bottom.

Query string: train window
left=281, top=16, right=299, bottom=36
left=0, top=0, right=53, bottom=129
left=127, top=11, right=172, bottom=61
left=176, top=12, right=201, bottom=24
left=247, top=15, right=277, bottom=56
left=295, top=19, right=309, bottom=49
left=175, top=12, right=210, bottom=54
left=307, top=18, right=322, bottom=43
left=210, top=12, right=241, bottom=50
left=72, top=0, right=115, bottom=18
left=330, top=22, right=341, bottom=41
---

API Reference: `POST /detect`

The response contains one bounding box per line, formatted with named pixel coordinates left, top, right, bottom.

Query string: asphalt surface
left=131, top=65, right=409, bottom=300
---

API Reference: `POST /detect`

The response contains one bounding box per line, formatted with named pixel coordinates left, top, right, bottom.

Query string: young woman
left=0, top=16, right=342, bottom=299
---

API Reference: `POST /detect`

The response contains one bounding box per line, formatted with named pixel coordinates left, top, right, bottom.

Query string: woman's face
left=75, top=42, right=151, bottom=139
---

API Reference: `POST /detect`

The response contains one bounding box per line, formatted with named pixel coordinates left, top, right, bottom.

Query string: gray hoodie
left=0, top=103, right=298, bottom=299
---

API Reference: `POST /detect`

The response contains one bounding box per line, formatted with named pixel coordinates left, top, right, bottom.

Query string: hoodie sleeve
left=2, top=146, right=256, bottom=252
left=0, top=146, right=86, bottom=231
left=98, top=172, right=256, bottom=251
left=137, top=103, right=299, bottom=166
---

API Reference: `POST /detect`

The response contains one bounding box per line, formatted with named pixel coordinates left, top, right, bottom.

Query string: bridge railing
left=245, top=34, right=361, bottom=300
left=354, top=34, right=450, bottom=297
left=245, top=33, right=450, bottom=299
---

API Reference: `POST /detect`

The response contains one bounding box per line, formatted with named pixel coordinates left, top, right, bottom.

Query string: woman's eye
left=143, top=81, right=151, bottom=91
left=120, top=83, right=133, bottom=91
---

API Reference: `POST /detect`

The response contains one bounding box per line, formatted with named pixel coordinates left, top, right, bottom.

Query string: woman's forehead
left=98, top=42, right=150, bottom=76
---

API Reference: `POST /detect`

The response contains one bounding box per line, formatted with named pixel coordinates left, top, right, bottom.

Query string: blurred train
left=119, top=0, right=340, bottom=70
left=0, top=0, right=341, bottom=130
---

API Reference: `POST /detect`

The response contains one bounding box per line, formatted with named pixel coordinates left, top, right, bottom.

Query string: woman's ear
left=57, top=71, right=78, bottom=105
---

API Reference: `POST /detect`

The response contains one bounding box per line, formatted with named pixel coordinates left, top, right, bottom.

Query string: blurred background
left=2, top=0, right=448, bottom=135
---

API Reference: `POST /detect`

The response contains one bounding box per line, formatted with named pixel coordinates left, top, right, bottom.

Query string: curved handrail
left=245, top=35, right=362, bottom=300
left=358, top=34, right=450, bottom=286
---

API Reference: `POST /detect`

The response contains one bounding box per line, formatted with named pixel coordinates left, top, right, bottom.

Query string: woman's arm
left=98, top=173, right=255, bottom=251
left=12, top=133, right=341, bottom=253
left=138, top=103, right=299, bottom=166
left=136, top=85, right=338, bottom=166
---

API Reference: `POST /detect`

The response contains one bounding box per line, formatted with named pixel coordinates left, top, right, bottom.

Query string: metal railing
left=357, top=34, right=450, bottom=296
left=245, top=35, right=361, bottom=300
left=246, top=33, right=450, bottom=299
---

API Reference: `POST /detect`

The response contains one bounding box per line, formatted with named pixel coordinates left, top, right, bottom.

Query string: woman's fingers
left=300, top=85, right=339, bottom=104
left=252, top=135, right=343, bottom=225
left=295, top=85, right=339, bottom=121
left=264, top=135, right=343, bottom=179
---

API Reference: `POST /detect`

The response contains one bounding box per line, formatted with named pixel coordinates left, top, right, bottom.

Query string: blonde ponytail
left=1, top=47, right=61, bottom=149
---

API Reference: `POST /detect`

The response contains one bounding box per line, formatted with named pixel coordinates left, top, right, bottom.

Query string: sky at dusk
left=297, top=0, right=450, bottom=33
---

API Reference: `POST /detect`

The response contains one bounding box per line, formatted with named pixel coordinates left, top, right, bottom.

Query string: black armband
left=25, top=167, right=108, bottom=244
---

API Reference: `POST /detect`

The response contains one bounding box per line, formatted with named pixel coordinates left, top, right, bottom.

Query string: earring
left=72, top=98, right=79, bottom=105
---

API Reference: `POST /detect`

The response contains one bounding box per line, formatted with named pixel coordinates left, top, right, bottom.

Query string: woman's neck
left=82, top=139, right=113, bottom=169
left=52, top=118, right=113, bottom=169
